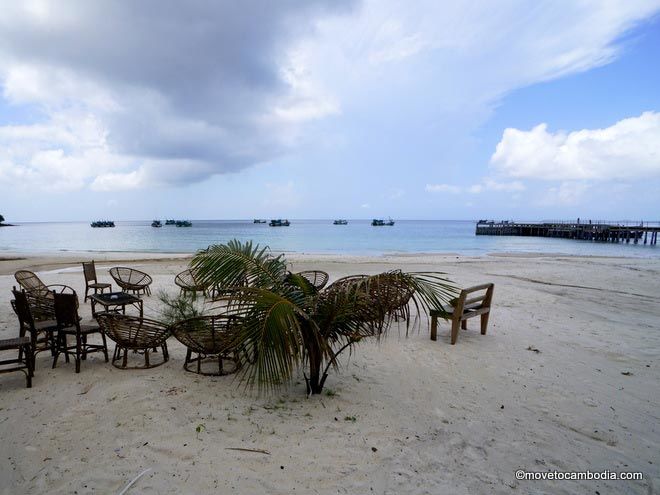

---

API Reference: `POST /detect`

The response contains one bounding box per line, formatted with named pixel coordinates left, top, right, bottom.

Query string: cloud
left=538, top=182, right=591, bottom=206
left=0, top=1, right=355, bottom=190
left=0, top=0, right=658, bottom=192
left=263, top=180, right=300, bottom=209
left=491, top=111, right=660, bottom=180
left=426, top=179, right=525, bottom=195
left=425, top=184, right=461, bottom=194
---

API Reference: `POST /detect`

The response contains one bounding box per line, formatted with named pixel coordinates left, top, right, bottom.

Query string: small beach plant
left=189, top=240, right=456, bottom=395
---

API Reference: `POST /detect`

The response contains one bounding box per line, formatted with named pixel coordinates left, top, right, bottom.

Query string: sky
left=0, top=0, right=659, bottom=222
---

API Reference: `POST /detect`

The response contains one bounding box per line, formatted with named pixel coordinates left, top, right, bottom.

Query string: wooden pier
left=475, top=220, right=660, bottom=245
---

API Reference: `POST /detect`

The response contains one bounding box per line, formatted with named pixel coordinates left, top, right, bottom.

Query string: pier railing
left=475, top=220, right=659, bottom=245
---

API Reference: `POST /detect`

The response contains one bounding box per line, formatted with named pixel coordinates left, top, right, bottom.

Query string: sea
left=1, top=220, right=658, bottom=258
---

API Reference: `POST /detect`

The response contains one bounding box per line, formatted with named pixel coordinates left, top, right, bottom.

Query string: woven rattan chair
left=95, top=313, right=170, bottom=369
left=293, top=270, right=329, bottom=290
left=11, top=287, right=58, bottom=361
left=24, top=284, right=77, bottom=322
left=82, top=261, right=111, bottom=302
left=109, top=267, right=153, bottom=296
left=324, top=273, right=413, bottom=334
left=0, top=336, right=33, bottom=388
left=52, top=292, right=109, bottom=373
left=1, top=294, right=34, bottom=388
left=175, top=269, right=210, bottom=297
left=171, top=314, right=242, bottom=376
left=14, top=270, right=49, bottom=295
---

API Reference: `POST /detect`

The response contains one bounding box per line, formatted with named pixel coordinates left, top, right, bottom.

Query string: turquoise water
left=0, top=220, right=658, bottom=257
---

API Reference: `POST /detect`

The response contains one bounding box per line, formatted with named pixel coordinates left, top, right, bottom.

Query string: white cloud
left=538, top=181, right=591, bottom=206
left=426, top=179, right=525, bottom=195
left=0, top=0, right=659, bottom=193
left=425, top=184, right=461, bottom=194
left=263, top=181, right=300, bottom=209
left=491, top=111, right=660, bottom=180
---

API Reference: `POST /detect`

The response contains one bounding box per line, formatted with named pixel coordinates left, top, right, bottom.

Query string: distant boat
left=165, top=219, right=176, bottom=225
left=253, top=219, right=267, bottom=224
left=269, top=219, right=290, bottom=227
left=175, top=220, right=192, bottom=227
left=372, top=218, right=395, bottom=226
left=91, top=220, right=115, bottom=228
left=151, top=220, right=162, bottom=228
left=333, top=219, right=348, bottom=225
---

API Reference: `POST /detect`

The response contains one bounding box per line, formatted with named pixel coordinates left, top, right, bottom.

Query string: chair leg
left=82, top=335, right=88, bottom=360
left=450, top=318, right=461, bottom=345
left=480, top=312, right=490, bottom=335
left=101, top=333, right=109, bottom=362
left=25, top=344, right=33, bottom=388
left=52, top=333, right=61, bottom=369
left=461, top=319, right=467, bottom=330
left=122, top=348, right=128, bottom=368
left=185, top=348, right=192, bottom=370
left=430, top=315, right=438, bottom=341
left=75, top=334, right=82, bottom=373
left=144, top=350, right=150, bottom=368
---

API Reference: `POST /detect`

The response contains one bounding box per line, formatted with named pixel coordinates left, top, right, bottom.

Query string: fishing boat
left=175, top=220, right=192, bottom=227
left=371, top=218, right=395, bottom=226
left=333, top=219, right=348, bottom=225
left=269, top=219, right=290, bottom=227
left=90, top=220, right=115, bottom=228
left=165, top=219, right=176, bottom=225
left=253, top=219, right=267, bottom=223
left=151, top=220, right=162, bottom=228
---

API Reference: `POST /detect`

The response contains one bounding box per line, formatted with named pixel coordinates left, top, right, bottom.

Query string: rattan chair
left=95, top=313, right=170, bottom=369
left=175, top=269, right=211, bottom=297
left=324, top=273, right=413, bottom=334
left=82, top=261, right=111, bottom=302
left=109, top=267, right=153, bottom=296
left=1, top=296, right=34, bottom=388
left=52, top=292, right=109, bottom=373
left=11, top=287, right=58, bottom=361
left=24, top=284, right=77, bottom=322
left=171, top=314, right=242, bottom=376
left=292, top=270, right=329, bottom=290
left=15, top=270, right=49, bottom=295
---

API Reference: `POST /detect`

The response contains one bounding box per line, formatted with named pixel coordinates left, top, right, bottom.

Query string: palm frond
left=222, top=287, right=326, bottom=393
left=191, top=240, right=288, bottom=291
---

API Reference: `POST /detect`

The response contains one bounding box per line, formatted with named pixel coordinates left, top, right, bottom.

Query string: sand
left=0, top=252, right=658, bottom=494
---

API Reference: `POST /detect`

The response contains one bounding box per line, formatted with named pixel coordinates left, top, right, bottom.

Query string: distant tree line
left=0, top=214, right=4, bottom=223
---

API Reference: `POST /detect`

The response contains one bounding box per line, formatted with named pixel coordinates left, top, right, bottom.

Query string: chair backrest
left=171, top=314, right=240, bottom=354
left=15, top=270, right=48, bottom=293
left=110, top=267, right=152, bottom=285
left=82, top=261, right=98, bottom=284
left=11, top=287, right=35, bottom=328
left=175, top=269, right=207, bottom=289
left=454, top=283, right=494, bottom=314
left=95, top=313, right=170, bottom=348
left=53, top=292, right=81, bottom=328
left=294, top=270, right=329, bottom=290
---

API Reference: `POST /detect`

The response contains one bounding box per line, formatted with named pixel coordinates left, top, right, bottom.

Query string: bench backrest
left=454, top=283, right=494, bottom=315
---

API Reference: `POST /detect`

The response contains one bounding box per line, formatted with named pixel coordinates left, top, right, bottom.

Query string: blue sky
left=0, top=1, right=659, bottom=222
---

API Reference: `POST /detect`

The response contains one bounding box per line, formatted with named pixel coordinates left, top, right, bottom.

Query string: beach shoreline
left=1, top=251, right=658, bottom=494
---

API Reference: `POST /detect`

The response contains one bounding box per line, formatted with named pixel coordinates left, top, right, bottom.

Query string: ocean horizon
left=1, top=219, right=658, bottom=258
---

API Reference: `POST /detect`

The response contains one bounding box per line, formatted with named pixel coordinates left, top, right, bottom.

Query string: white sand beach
left=0, top=253, right=658, bottom=494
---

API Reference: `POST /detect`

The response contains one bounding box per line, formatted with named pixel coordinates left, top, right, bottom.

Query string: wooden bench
left=430, top=283, right=494, bottom=344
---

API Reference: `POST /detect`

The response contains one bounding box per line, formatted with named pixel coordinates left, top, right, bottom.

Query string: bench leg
left=480, top=313, right=490, bottom=335
left=450, top=318, right=461, bottom=345
left=430, top=315, right=438, bottom=341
